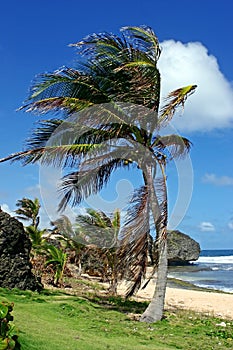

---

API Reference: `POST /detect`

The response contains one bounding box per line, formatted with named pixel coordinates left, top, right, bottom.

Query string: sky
left=0, top=0, right=233, bottom=249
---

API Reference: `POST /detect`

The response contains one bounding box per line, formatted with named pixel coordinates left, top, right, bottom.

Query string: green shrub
left=0, top=301, right=20, bottom=349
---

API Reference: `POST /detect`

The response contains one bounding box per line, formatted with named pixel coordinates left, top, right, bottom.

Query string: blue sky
left=0, top=0, right=233, bottom=249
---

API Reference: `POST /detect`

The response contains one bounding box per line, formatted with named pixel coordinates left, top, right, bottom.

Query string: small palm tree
left=15, top=197, right=40, bottom=228
left=50, top=214, right=86, bottom=275
left=75, top=208, right=121, bottom=294
left=75, top=208, right=120, bottom=248
left=44, top=244, right=67, bottom=286
left=25, top=225, right=48, bottom=253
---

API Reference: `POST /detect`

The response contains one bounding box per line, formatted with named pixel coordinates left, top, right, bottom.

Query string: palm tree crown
left=14, top=197, right=40, bottom=228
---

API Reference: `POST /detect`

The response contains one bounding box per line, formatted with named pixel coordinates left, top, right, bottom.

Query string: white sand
left=117, top=279, right=233, bottom=319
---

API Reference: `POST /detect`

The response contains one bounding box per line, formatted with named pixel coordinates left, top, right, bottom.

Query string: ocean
left=168, top=249, right=233, bottom=293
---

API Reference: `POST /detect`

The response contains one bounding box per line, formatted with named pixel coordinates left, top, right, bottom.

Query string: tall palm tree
left=14, top=197, right=40, bottom=228
left=0, top=26, right=196, bottom=322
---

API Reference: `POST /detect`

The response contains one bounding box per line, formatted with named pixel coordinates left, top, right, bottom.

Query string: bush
left=0, top=301, right=20, bottom=349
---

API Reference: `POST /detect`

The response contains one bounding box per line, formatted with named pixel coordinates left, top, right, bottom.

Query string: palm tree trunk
left=140, top=163, right=168, bottom=323
left=140, top=239, right=168, bottom=322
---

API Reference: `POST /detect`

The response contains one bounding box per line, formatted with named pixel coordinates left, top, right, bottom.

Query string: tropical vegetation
left=0, top=26, right=197, bottom=322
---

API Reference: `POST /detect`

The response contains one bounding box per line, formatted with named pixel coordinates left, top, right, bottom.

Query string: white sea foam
left=194, top=256, right=233, bottom=264
left=195, top=283, right=233, bottom=293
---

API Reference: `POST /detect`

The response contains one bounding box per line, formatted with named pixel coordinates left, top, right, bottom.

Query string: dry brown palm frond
left=117, top=186, right=150, bottom=297
left=152, top=134, right=192, bottom=160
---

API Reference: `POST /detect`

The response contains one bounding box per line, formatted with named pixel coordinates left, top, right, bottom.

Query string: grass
left=1, top=284, right=233, bottom=350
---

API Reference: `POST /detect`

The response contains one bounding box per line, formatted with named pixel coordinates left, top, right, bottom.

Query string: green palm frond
left=56, top=139, right=140, bottom=211
left=86, top=208, right=113, bottom=228
left=121, top=26, right=161, bottom=62
left=25, top=225, right=47, bottom=250
left=44, top=244, right=67, bottom=285
left=58, top=158, right=128, bottom=210
left=112, top=209, right=121, bottom=230
left=25, top=119, right=63, bottom=148
left=159, top=85, right=197, bottom=126
left=70, top=31, right=127, bottom=56
left=20, top=67, right=108, bottom=114
left=74, top=209, right=119, bottom=247
left=0, top=144, right=98, bottom=167
left=15, top=197, right=40, bottom=227
left=70, top=26, right=161, bottom=110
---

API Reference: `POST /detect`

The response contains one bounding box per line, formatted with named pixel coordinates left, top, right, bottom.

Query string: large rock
left=0, top=208, right=43, bottom=291
left=167, top=230, right=200, bottom=264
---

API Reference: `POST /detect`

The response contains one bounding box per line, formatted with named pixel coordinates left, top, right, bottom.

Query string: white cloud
left=202, top=173, right=233, bottom=186
left=0, top=203, right=15, bottom=216
left=158, top=40, right=233, bottom=132
left=198, top=221, right=215, bottom=232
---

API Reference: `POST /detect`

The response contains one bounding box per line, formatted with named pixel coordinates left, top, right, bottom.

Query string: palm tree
left=75, top=208, right=120, bottom=248
left=44, top=244, right=67, bottom=286
left=50, top=214, right=86, bottom=275
left=14, top=197, right=40, bottom=228
left=75, top=208, right=121, bottom=294
left=0, top=26, right=196, bottom=322
left=25, top=225, right=48, bottom=252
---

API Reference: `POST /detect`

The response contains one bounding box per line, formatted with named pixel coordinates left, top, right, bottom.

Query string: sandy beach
left=117, top=279, right=233, bottom=320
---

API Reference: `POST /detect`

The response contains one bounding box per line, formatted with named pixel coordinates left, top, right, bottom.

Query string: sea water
left=168, top=249, right=233, bottom=293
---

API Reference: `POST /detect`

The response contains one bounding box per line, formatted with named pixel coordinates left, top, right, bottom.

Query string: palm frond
left=152, top=170, right=168, bottom=244
left=23, top=97, right=94, bottom=115
left=159, top=85, right=197, bottom=126
left=71, top=26, right=161, bottom=111
left=112, top=209, right=121, bottom=230
left=86, top=208, right=113, bottom=228
left=117, top=186, right=150, bottom=297
left=70, top=31, right=128, bottom=63
left=25, top=119, right=63, bottom=148
left=50, top=214, right=75, bottom=238
left=75, top=209, right=118, bottom=247
left=152, top=134, right=192, bottom=160
left=0, top=143, right=98, bottom=166
left=121, top=26, right=161, bottom=62
left=14, top=197, right=40, bottom=227
left=58, top=158, right=127, bottom=211
left=20, top=67, right=108, bottom=115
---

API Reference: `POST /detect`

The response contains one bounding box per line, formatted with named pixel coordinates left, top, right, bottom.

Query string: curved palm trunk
left=140, top=239, right=168, bottom=322
left=140, top=164, right=168, bottom=323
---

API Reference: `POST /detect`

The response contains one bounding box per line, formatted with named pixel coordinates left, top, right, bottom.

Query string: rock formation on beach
left=167, top=230, right=200, bottom=265
left=0, top=207, right=43, bottom=291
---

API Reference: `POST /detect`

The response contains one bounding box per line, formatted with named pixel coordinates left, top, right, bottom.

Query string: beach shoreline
left=116, top=279, right=233, bottom=320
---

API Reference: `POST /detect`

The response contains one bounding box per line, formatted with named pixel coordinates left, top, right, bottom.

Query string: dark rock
left=167, top=230, right=200, bottom=265
left=0, top=208, right=43, bottom=291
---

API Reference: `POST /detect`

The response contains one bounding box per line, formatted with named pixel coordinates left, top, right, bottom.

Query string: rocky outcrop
left=167, top=230, right=200, bottom=265
left=0, top=208, right=43, bottom=291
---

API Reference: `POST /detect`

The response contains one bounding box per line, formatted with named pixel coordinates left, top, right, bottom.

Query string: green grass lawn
left=1, top=285, right=233, bottom=350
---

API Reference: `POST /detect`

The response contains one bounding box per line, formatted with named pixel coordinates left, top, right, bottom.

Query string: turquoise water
left=168, top=250, right=233, bottom=293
